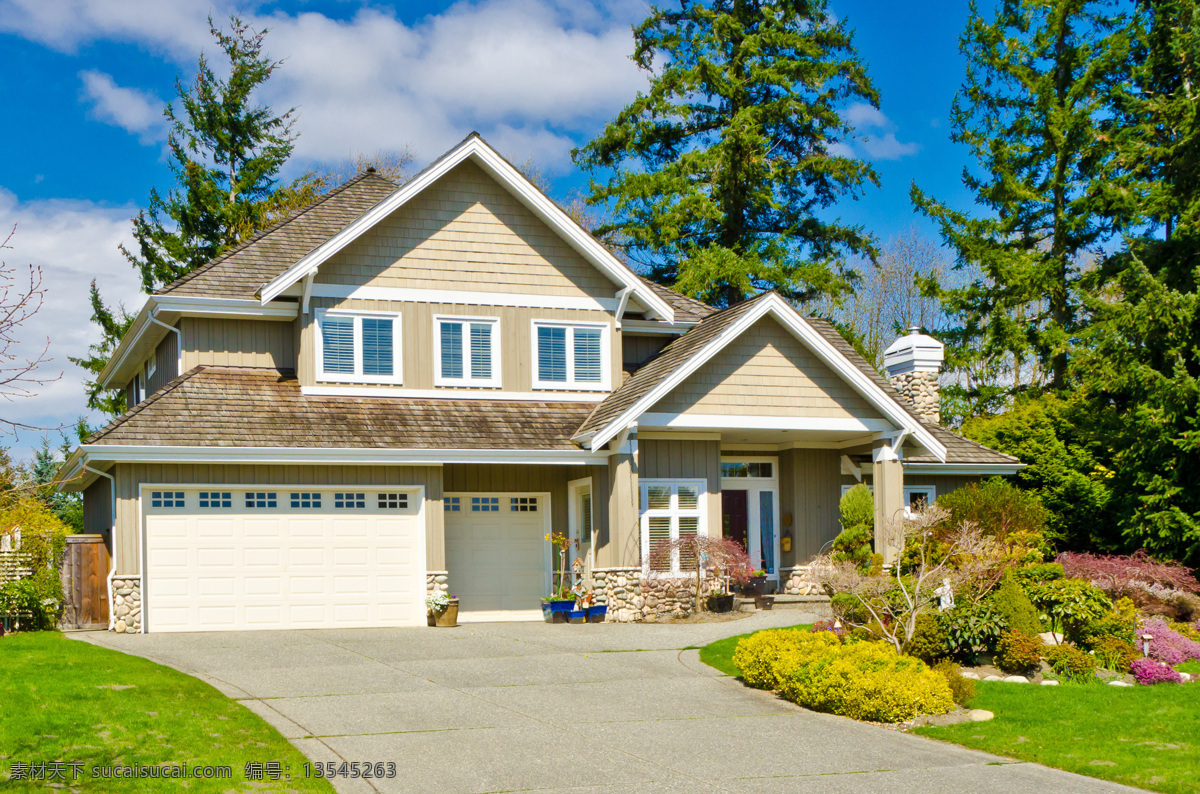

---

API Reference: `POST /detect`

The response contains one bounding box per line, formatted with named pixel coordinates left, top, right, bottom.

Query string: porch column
left=872, top=442, right=904, bottom=565
left=605, top=427, right=639, bottom=568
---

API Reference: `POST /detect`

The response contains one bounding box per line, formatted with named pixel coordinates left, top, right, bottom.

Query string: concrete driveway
left=77, top=612, right=1135, bottom=794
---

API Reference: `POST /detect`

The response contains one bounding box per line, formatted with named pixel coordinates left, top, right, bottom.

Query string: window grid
left=721, top=461, right=774, bottom=479
left=198, top=491, right=232, bottom=508
left=378, top=493, right=408, bottom=510
left=445, top=496, right=461, bottom=512
left=641, top=481, right=706, bottom=575
left=472, top=496, right=499, bottom=512
left=437, top=318, right=498, bottom=385
left=335, top=492, right=366, bottom=509
left=290, top=492, right=322, bottom=509
left=151, top=491, right=185, bottom=508
left=245, top=492, right=278, bottom=509
left=510, top=496, right=538, bottom=512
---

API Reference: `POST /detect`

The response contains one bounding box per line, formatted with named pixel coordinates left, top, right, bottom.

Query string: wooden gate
left=60, top=535, right=110, bottom=630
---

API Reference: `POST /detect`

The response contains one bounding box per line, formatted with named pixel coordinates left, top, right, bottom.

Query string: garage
left=444, top=492, right=549, bottom=621
left=142, top=486, right=426, bottom=633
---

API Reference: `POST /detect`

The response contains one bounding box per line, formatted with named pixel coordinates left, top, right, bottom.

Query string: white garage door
left=143, top=486, right=426, bottom=633
left=444, top=492, right=549, bottom=622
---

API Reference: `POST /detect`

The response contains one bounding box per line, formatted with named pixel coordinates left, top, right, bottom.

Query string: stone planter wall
left=111, top=576, right=141, bottom=633
left=780, top=566, right=824, bottom=596
left=592, top=567, right=716, bottom=623
left=427, top=571, right=449, bottom=595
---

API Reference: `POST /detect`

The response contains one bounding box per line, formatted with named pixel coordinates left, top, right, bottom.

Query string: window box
left=315, top=309, right=401, bottom=384
left=531, top=321, right=610, bottom=391
left=434, top=315, right=500, bottom=387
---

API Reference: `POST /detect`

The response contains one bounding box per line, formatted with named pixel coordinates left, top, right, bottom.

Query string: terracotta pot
left=431, top=600, right=459, bottom=627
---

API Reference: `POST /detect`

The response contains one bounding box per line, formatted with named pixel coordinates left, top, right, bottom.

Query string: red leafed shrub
left=1056, top=550, right=1199, bottom=598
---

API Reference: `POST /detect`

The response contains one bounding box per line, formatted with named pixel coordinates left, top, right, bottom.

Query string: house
left=61, top=134, right=1020, bottom=633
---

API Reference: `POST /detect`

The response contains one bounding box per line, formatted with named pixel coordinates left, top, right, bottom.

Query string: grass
left=1176, top=660, right=1200, bottom=675
left=697, top=623, right=813, bottom=677
left=914, top=680, right=1200, bottom=793
left=0, top=632, right=333, bottom=792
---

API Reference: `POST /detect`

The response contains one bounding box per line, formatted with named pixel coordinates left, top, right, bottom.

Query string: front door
left=722, top=490, right=749, bottom=552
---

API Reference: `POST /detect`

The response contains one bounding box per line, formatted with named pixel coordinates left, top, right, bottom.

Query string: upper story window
left=532, top=321, right=609, bottom=391
left=315, top=309, right=401, bottom=384
left=435, top=316, right=500, bottom=387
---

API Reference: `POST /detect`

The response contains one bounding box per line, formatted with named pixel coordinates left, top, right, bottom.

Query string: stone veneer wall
left=593, top=567, right=715, bottom=623
left=426, top=571, right=449, bottom=595
left=889, top=371, right=940, bottom=424
left=780, top=566, right=824, bottom=596
left=111, top=576, right=141, bottom=633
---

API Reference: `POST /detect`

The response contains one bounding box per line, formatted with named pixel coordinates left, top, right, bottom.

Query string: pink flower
left=1131, top=657, right=1183, bottom=685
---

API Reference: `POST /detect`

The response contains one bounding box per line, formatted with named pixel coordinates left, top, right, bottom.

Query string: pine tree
left=68, top=282, right=134, bottom=416
left=913, top=0, right=1126, bottom=399
left=572, top=0, right=881, bottom=308
left=120, top=15, right=299, bottom=291
left=28, top=437, right=82, bottom=532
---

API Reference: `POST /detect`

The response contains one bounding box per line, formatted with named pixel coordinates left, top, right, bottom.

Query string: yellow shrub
left=777, top=640, right=954, bottom=723
left=733, top=629, right=840, bottom=690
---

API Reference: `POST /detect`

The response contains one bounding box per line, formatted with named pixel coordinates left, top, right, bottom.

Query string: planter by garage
left=428, top=599, right=459, bottom=627
left=541, top=599, right=575, bottom=623
left=586, top=605, right=607, bottom=623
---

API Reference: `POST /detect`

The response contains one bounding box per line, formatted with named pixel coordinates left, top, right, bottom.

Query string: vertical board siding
left=113, top=464, right=444, bottom=574
left=622, top=334, right=669, bottom=370
left=317, top=161, right=617, bottom=299
left=181, top=317, right=296, bottom=371
left=83, top=478, right=112, bottom=538
left=146, top=330, right=178, bottom=394
left=639, top=439, right=722, bottom=540
left=654, top=317, right=883, bottom=419
left=300, top=298, right=619, bottom=392
left=781, top=448, right=842, bottom=564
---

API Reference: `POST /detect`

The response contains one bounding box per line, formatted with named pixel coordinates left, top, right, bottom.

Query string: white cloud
left=841, top=102, right=919, bottom=161
left=0, top=189, right=145, bottom=459
left=79, top=70, right=167, bottom=143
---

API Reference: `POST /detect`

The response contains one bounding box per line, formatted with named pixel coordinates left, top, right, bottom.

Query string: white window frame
left=840, top=483, right=937, bottom=517
left=314, top=308, right=403, bottom=385
left=433, top=315, right=501, bottom=387
left=639, top=478, right=707, bottom=576
left=146, top=355, right=156, bottom=380
left=531, top=320, right=611, bottom=391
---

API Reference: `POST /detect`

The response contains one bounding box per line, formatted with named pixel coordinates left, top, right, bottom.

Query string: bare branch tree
left=0, top=225, right=59, bottom=432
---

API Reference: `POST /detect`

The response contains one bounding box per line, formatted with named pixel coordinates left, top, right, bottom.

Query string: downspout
left=84, top=465, right=117, bottom=631
left=147, top=310, right=183, bottom=378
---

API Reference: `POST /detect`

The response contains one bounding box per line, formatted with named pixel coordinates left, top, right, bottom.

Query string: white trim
left=901, top=463, right=1024, bottom=475
left=567, top=477, right=595, bottom=575
left=841, top=455, right=862, bottom=481
left=719, top=460, right=781, bottom=579
left=300, top=385, right=605, bottom=402
left=259, top=135, right=675, bottom=322
left=79, top=445, right=610, bottom=466
left=620, top=319, right=695, bottom=335
left=638, top=412, right=895, bottom=433
left=637, top=432, right=722, bottom=441
left=311, top=283, right=615, bottom=313
left=639, top=478, right=708, bottom=576
left=433, top=315, right=502, bottom=388
left=584, top=293, right=947, bottom=462
left=531, top=319, right=612, bottom=392
left=314, top=308, right=403, bottom=385
left=719, top=456, right=779, bottom=482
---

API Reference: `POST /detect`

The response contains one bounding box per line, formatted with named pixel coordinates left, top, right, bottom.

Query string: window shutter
left=470, top=323, right=492, bottom=380
left=441, top=322, right=463, bottom=379
left=321, top=315, right=355, bottom=374
left=573, top=327, right=602, bottom=382
left=648, top=516, right=671, bottom=571
left=361, top=317, right=394, bottom=376
left=537, top=326, right=567, bottom=382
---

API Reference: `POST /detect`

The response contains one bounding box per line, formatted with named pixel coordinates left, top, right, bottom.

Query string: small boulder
left=1041, top=680, right=1060, bottom=686
left=983, top=675, right=1004, bottom=682
left=1039, top=632, right=1064, bottom=646
left=968, top=709, right=995, bottom=722
left=961, top=672, right=981, bottom=680
left=1003, top=676, right=1029, bottom=684
left=1108, top=680, right=1134, bottom=687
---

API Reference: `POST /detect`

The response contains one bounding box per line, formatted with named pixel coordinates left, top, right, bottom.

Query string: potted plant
left=541, top=587, right=576, bottom=623
left=542, top=531, right=579, bottom=622
left=706, top=581, right=735, bottom=613
left=741, top=569, right=769, bottom=598
left=426, top=592, right=459, bottom=627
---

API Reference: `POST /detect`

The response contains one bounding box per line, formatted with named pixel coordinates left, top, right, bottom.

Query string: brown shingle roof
left=157, top=172, right=400, bottom=299
left=637, top=277, right=715, bottom=323
left=87, top=366, right=593, bottom=450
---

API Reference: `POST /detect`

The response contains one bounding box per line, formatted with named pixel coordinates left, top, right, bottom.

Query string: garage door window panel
left=198, top=491, right=232, bottom=508
left=151, top=491, right=185, bottom=508
left=245, top=492, right=277, bottom=509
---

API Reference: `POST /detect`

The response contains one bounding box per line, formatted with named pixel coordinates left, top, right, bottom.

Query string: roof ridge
left=156, top=171, right=399, bottom=296
left=85, top=365, right=210, bottom=443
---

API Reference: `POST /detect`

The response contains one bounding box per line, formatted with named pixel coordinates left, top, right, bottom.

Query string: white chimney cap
left=883, top=326, right=944, bottom=376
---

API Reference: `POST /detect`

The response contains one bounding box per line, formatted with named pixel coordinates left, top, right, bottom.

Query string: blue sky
left=0, top=0, right=979, bottom=456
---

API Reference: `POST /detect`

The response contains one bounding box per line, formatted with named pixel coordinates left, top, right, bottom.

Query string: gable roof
left=158, top=172, right=401, bottom=300
left=257, top=133, right=677, bottom=322
left=637, top=277, right=715, bottom=323
left=575, top=292, right=947, bottom=460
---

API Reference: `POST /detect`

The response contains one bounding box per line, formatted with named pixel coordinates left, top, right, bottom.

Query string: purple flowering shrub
left=1141, top=618, right=1200, bottom=665
left=1131, top=657, right=1183, bottom=685
left=811, top=619, right=849, bottom=641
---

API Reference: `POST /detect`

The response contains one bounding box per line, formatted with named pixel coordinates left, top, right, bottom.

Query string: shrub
left=1092, top=637, right=1140, bottom=672
left=1011, top=562, right=1065, bottom=589
left=776, top=640, right=954, bottom=723
left=1027, top=578, right=1112, bottom=643
left=942, top=600, right=1006, bottom=663
left=1140, top=618, right=1200, bottom=666
left=1172, top=621, right=1200, bottom=642
left=0, top=568, right=63, bottom=630
left=934, top=659, right=977, bottom=706
left=1044, top=645, right=1096, bottom=683
left=905, top=613, right=949, bottom=663
left=1131, top=657, right=1183, bottom=685
left=1056, top=550, right=1199, bottom=598
left=810, top=620, right=849, bottom=641
left=934, top=477, right=1054, bottom=561
left=732, top=629, right=840, bottom=690
left=832, top=485, right=874, bottom=569
left=1077, top=599, right=1137, bottom=650
left=993, top=573, right=1043, bottom=635
left=995, top=630, right=1044, bottom=674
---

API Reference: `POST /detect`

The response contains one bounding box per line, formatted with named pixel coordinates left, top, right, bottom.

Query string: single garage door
left=143, top=486, right=426, bottom=633
left=444, top=492, right=549, bottom=621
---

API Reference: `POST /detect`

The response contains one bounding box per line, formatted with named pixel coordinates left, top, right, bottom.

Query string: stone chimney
left=883, top=327, right=944, bottom=424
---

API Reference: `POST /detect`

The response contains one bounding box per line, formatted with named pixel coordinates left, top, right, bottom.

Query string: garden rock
left=1039, top=632, right=1064, bottom=645
left=1041, top=680, right=1059, bottom=686
left=983, top=675, right=1004, bottom=682
left=1003, top=675, right=1029, bottom=683
left=960, top=672, right=981, bottom=680
left=968, top=709, right=994, bottom=722
left=1180, top=673, right=1192, bottom=683
left=1108, top=681, right=1134, bottom=687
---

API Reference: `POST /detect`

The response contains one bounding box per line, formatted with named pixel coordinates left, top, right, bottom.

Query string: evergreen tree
left=68, top=282, right=134, bottom=416
left=573, top=0, right=881, bottom=308
left=913, top=0, right=1126, bottom=399
left=29, top=437, right=82, bottom=532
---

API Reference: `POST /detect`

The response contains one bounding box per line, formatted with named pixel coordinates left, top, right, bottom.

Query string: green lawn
left=696, top=623, right=813, bottom=677
left=914, top=680, right=1200, bottom=793
left=1176, top=660, right=1200, bottom=675
left=0, top=632, right=333, bottom=792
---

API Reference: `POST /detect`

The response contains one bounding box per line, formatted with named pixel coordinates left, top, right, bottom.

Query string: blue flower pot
left=542, top=599, right=575, bottom=623
left=586, top=605, right=607, bottom=623
left=568, top=610, right=587, bottom=624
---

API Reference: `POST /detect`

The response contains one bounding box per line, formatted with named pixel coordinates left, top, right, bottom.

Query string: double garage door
left=143, top=486, right=425, bottom=633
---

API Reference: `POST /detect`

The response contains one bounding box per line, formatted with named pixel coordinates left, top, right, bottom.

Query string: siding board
left=639, top=439, right=721, bottom=541
left=181, top=317, right=296, bottom=371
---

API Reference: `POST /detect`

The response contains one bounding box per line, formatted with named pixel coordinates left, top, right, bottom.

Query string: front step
left=771, top=594, right=832, bottom=618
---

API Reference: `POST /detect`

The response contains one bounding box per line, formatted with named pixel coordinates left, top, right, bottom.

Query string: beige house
left=62, top=134, right=1019, bottom=633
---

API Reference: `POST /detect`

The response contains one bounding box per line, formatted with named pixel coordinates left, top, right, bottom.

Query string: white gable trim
left=258, top=135, right=675, bottom=322
left=584, top=293, right=947, bottom=461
